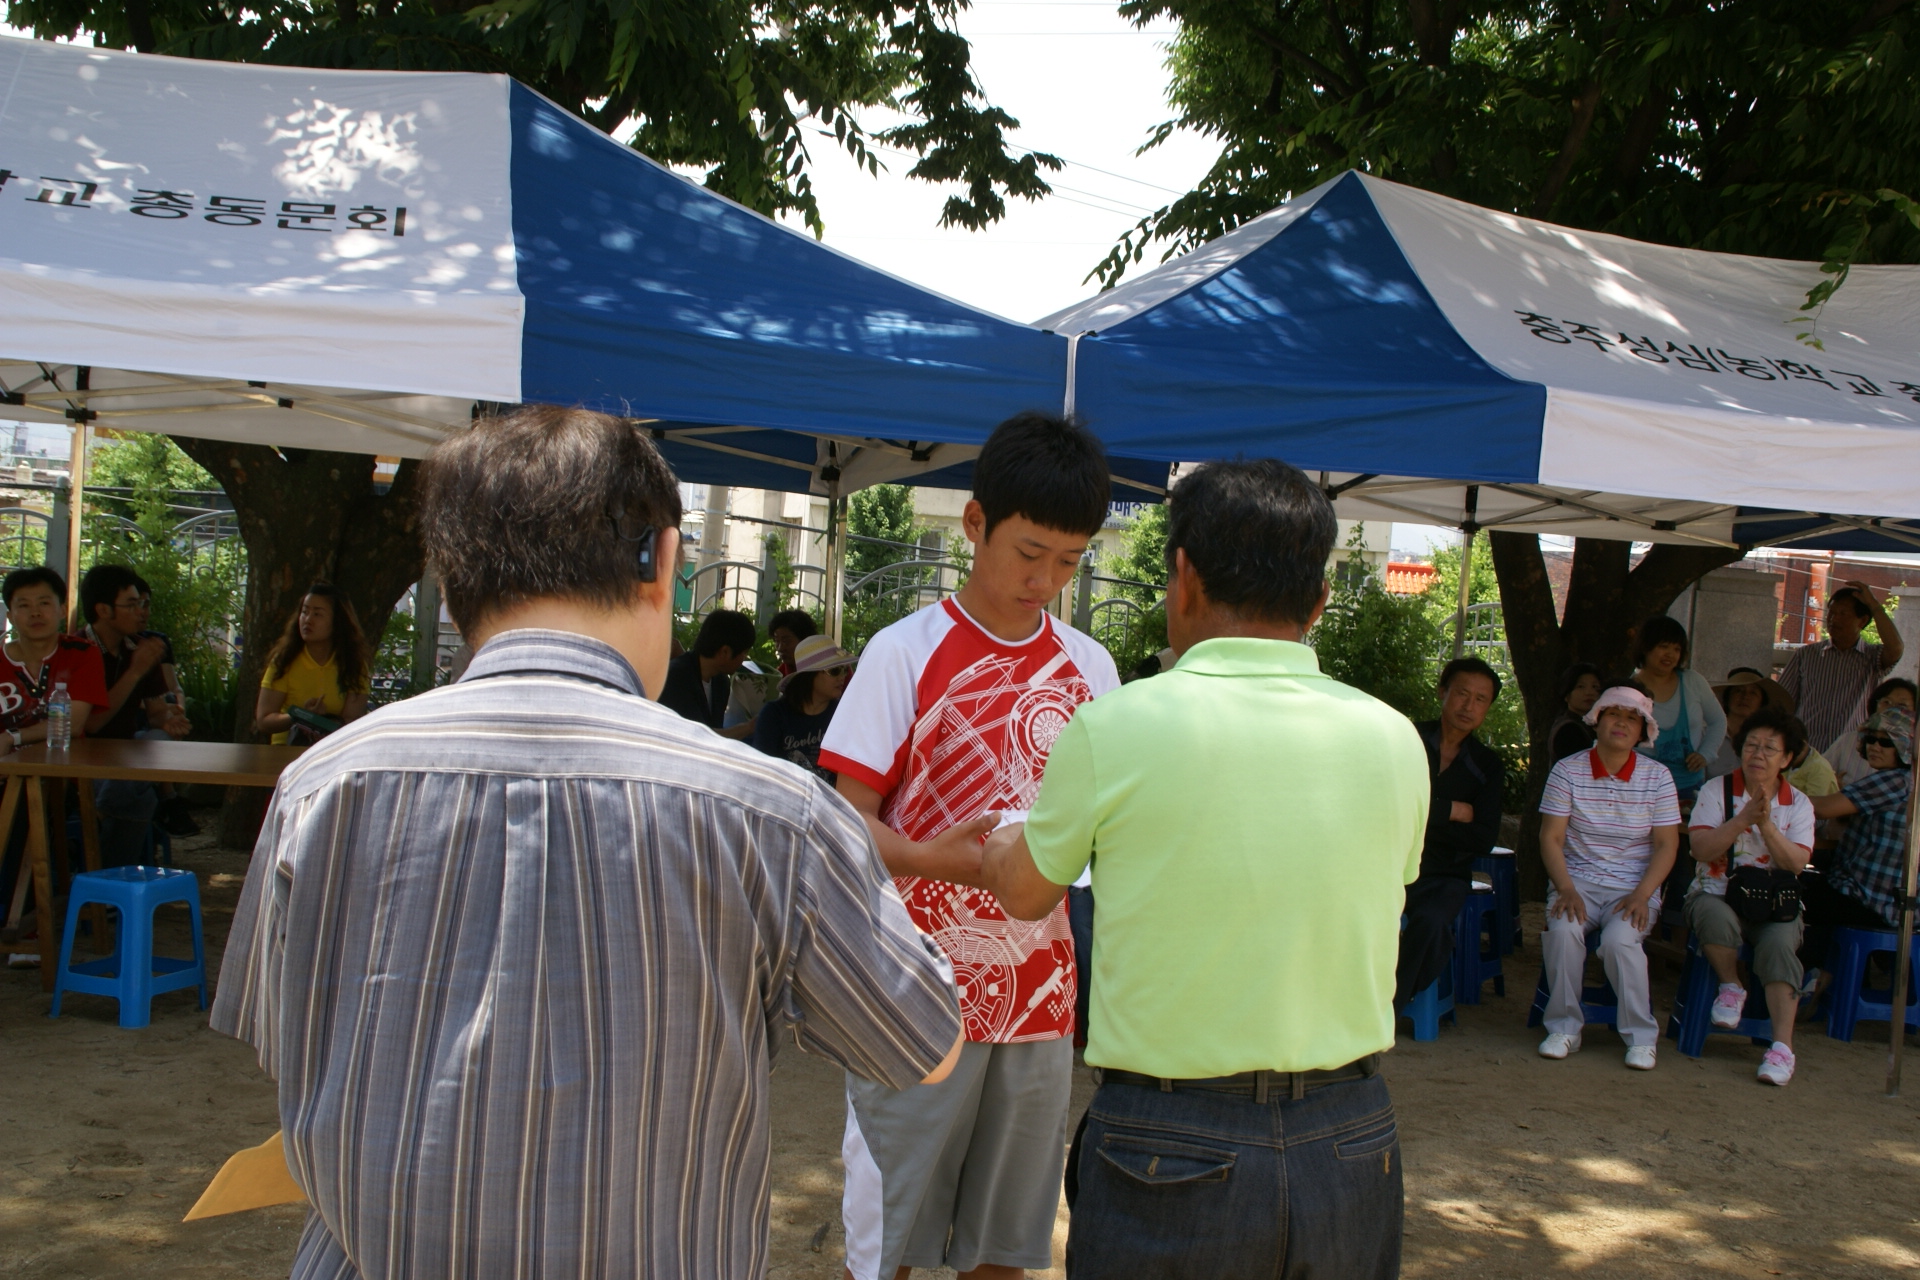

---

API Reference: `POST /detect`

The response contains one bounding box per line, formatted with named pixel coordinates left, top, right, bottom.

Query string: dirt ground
left=3, top=837, right=1918, bottom=1279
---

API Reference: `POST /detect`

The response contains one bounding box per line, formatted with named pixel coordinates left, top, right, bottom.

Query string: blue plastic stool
left=1824, top=926, right=1920, bottom=1043
left=1473, top=850, right=1520, bottom=955
left=1666, top=936, right=1772, bottom=1058
left=1526, top=930, right=1620, bottom=1029
left=1397, top=968, right=1456, bottom=1042
left=50, top=867, right=207, bottom=1029
left=1453, top=890, right=1506, bottom=1005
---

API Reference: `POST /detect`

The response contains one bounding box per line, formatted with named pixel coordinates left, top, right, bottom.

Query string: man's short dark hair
left=768, top=609, right=817, bottom=641
left=3, top=565, right=65, bottom=609
left=1734, top=705, right=1805, bottom=761
left=1163, top=459, right=1336, bottom=626
left=694, top=609, right=755, bottom=658
left=1440, top=656, right=1502, bottom=700
left=421, top=406, right=684, bottom=635
left=1630, top=614, right=1691, bottom=668
left=1829, top=587, right=1873, bottom=621
left=971, top=411, right=1109, bottom=538
left=80, top=563, right=150, bottom=627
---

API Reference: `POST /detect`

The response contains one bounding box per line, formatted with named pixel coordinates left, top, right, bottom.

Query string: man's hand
left=914, top=815, right=999, bottom=887
left=979, top=820, right=1071, bottom=921
left=1615, top=891, right=1654, bottom=933
left=1549, top=885, right=1588, bottom=925
left=1449, top=800, right=1474, bottom=823
left=129, top=635, right=168, bottom=677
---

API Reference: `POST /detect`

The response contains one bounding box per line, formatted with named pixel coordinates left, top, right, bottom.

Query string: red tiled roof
left=1383, top=561, right=1438, bottom=595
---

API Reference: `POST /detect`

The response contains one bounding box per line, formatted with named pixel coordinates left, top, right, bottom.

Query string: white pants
left=1543, top=876, right=1659, bottom=1047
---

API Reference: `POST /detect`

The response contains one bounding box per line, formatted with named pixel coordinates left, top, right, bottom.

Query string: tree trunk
left=1491, top=532, right=1747, bottom=897
left=170, top=439, right=425, bottom=848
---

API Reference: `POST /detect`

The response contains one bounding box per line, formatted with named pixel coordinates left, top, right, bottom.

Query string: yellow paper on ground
left=185, top=1130, right=309, bottom=1221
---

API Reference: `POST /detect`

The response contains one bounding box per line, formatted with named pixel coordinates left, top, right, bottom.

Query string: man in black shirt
left=1394, top=656, right=1506, bottom=1007
left=658, top=609, right=757, bottom=739
left=79, top=565, right=195, bottom=862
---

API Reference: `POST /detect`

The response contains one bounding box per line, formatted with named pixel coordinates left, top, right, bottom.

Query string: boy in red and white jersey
left=820, top=412, right=1119, bottom=1280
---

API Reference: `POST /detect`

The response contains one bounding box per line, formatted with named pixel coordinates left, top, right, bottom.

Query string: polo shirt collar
left=1172, top=636, right=1323, bottom=678
left=1588, top=748, right=1638, bottom=781
left=1727, top=771, right=1794, bottom=805
left=460, top=629, right=646, bottom=698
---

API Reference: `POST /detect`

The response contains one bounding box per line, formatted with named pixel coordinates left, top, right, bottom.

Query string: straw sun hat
left=1711, top=667, right=1795, bottom=715
left=779, top=635, right=855, bottom=693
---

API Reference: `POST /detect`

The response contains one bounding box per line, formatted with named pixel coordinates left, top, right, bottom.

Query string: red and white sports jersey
left=820, top=598, right=1119, bottom=1043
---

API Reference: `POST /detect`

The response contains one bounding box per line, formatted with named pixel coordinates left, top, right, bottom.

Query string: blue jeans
left=1066, top=1072, right=1402, bottom=1280
left=1067, top=885, right=1094, bottom=1039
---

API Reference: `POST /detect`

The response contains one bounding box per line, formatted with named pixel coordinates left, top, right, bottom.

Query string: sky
left=767, top=0, right=1215, bottom=326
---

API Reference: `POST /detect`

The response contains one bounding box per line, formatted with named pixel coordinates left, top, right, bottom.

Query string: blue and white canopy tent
left=0, top=34, right=1165, bottom=624
left=1043, top=170, right=1920, bottom=554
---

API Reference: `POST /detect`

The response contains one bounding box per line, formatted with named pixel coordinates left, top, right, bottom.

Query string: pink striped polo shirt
left=1540, top=749, right=1682, bottom=891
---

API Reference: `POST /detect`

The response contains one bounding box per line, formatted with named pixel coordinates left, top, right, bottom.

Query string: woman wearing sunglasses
left=1803, top=706, right=1915, bottom=989
left=752, top=634, right=855, bottom=781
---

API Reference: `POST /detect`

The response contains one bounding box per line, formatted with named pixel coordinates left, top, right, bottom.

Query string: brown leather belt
left=1092, top=1054, right=1381, bottom=1103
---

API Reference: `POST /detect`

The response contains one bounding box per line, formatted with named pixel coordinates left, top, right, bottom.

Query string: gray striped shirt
left=1778, top=639, right=1888, bottom=752
left=211, top=629, right=960, bottom=1280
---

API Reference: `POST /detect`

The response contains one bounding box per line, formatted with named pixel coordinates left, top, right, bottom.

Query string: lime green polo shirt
left=1025, top=637, right=1428, bottom=1076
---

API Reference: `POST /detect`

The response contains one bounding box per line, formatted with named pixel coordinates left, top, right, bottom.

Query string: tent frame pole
left=1887, top=741, right=1920, bottom=1096
left=823, top=476, right=846, bottom=645
left=65, top=420, right=91, bottom=606
left=1451, top=486, right=1479, bottom=660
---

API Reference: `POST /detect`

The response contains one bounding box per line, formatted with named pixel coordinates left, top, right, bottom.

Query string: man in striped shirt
left=1778, top=581, right=1903, bottom=753
left=212, top=406, right=963, bottom=1280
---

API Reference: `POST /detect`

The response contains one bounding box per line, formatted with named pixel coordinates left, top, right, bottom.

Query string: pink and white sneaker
left=1757, top=1044, right=1795, bottom=1086
left=1710, top=983, right=1746, bottom=1029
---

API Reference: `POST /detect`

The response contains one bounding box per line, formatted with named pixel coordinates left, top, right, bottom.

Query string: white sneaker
left=1710, top=983, right=1746, bottom=1029
left=1757, top=1044, right=1795, bottom=1086
left=1624, top=1045, right=1658, bottom=1071
left=1538, top=1032, right=1581, bottom=1059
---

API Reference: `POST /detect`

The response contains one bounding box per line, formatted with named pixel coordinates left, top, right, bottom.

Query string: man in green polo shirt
left=981, top=458, right=1427, bottom=1280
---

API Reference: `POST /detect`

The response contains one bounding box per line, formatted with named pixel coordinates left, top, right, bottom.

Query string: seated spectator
left=78, top=565, right=194, bottom=866
left=1779, top=582, right=1902, bottom=753
left=658, top=609, right=756, bottom=738
left=1394, top=656, right=1504, bottom=1009
left=767, top=609, right=818, bottom=676
left=1826, top=677, right=1916, bottom=787
left=1708, top=668, right=1792, bottom=778
left=253, top=584, right=371, bottom=745
left=1546, top=663, right=1602, bottom=761
left=751, top=635, right=852, bottom=777
left=1683, top=706, right=1815, bottom=1086
left=0, top=566, right=107, bottom=750
left=1632, top=615, right=1724, bottom=803
left=0, top=567, right=109, bottom=921
left=1537, top=683, right=1680, bottom=1069
left=1805, top=707, right=1915, bottom=984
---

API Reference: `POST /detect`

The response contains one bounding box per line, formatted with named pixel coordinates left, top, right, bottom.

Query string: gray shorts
left=1684, top=891, right=1805, bottom=989
left=842, top=1037, right=1073, bottom=1279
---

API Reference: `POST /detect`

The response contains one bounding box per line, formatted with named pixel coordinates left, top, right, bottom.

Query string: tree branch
left=1406, top=0, right=1451, bottom=67
left=1622, top=544, right=1748, bottom=621
left=1247, top=27, right=1357, bottom=100
left=1847, top=0, right=1912, bottom=40
left=1530, top=0, right=1626, bottom=218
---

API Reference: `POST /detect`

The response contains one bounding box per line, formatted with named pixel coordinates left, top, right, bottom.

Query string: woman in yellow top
left=254, top=584, right=372, bottom=744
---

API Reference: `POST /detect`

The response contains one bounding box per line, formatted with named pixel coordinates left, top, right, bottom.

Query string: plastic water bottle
left=46, top=681, right=70, bottom=751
